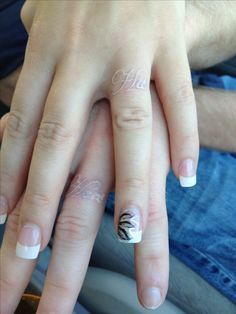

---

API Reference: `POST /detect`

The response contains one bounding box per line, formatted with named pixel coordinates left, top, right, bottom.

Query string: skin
left=1, top=0, right=236, bottom=311
left=1, top=74, right=236, bottom=312
left=0, top=1, right=200, bottom=257
left=1, top=84, right=170, bottom=313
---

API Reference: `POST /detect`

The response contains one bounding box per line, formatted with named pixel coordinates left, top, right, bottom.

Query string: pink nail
left=0, top=195, right=8, bottom=224
left=16, top=223, right=41, bottom=259
left=179, top=159, right=196, bottom=187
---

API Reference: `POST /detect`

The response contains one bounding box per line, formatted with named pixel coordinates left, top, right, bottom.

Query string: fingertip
left=178, top=158, right=197, bottom=188
left=140, top=286, right=163, bottom=310
left=16, top=223, right=41, bottom=260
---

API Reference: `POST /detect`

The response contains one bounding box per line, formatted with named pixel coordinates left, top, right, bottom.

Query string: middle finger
left=37, top=102, right=114, bottom=313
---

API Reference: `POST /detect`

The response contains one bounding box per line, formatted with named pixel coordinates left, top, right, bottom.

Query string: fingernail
left=16, top=223, right=41, bottom=259
left=179, top=158, right=196, bottom=187
left=141, top=287, right=162, bottom=310
left=118, top=207, right=142, bottom=243
left=0, top=195, right=8, bottom=224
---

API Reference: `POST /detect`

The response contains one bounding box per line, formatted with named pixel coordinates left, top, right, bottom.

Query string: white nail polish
left=0, top=214, right=7, bottom=225
left=16, top=243, right=40, bottom=260
left=179, top=175, right=196, bottom=188
left=118, top=208, right=142, bottom=243
left=118, top=230, right=142, bottom=243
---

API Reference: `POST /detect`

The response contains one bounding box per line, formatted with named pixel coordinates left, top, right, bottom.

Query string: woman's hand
left=0, top=1, right=198, bottom=251
left=0, top=84, right=170, bottom=312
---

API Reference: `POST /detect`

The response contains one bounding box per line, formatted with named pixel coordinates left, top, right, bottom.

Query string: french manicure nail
left=142, top=287, right=162, bottom=310
left=16, top=223, right=41, bottom=259
left=118, top=207, right=142, bottom=243
left=0, top=214, right=7, bottom=225
left=0, top=195, right=8, bottom=224
left=179, top=158, right=196, bottom=187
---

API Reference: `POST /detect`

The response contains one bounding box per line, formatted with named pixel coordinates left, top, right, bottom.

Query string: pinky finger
left=1, top=113, right=9, bottom=224
left=155, top=41, right=199, bottom=188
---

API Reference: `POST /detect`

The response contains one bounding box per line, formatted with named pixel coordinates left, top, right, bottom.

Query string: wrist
left=185, top=1, right=236, bottom=69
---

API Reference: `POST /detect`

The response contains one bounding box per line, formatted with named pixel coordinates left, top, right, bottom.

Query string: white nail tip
left=0, top=214, right=7, bottom=224
left=16, top=243, right=40, bottom=259
left=118, top=230, right=142, bottom=243
left=180, top=175, right=197, bottom=188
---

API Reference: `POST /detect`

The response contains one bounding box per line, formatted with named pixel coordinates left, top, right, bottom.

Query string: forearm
left=186, top=1, right=236, bottom=69
left=195, top=87, right=236, bottom=153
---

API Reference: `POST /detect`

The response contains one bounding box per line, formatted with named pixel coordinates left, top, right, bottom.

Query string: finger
left=0, top=36, right=56, bottom=221
left=0, top=113, right=9, bottom=143
left=155, top=38, right=199, bottom=188
left=136, top=87, right=170, bottom=310
left=0, top=196, right=38, bottom=314
left=20, top=0, right=37, bottom=34
left=110, top=61, right=152, bottom=244
left=0, top=100, right=94, bottom=313
left=37, top=102, right=114, bottom=313
left=15, top=59, right=96, bottom=260
left=0, top=113, right=9, bottom=223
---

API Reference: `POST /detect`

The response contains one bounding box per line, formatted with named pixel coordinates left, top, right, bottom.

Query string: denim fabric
left=106, top=149, right=236, bottom=304
left=192, top=72, right=236, bottom=91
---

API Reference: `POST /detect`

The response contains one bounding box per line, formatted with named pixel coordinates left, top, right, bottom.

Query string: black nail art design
left=118, top=210, right=141, bottom=243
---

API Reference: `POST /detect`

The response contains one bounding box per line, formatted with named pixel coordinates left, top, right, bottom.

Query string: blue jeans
left=106, top=148, right=236, bottom=304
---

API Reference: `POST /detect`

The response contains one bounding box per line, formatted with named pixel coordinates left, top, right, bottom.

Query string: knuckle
left=114, top=107, right=151, bottom=130
left=121, top=177, right=147, bottom=190
left=149, top=188, right=166, bottom=207
left=24, top=192, right=51, bottom=209
left=6, top=111, right=33, bottom=140
left=56, top=212, right=95, bottom=243
left=37, top=121, right=73, bottom=148
left=46, top=280, right=71, bottom=298
left=148, top=206, right=167, bottom=225
left=66, top=24, right=83, bottom=53
left=171, top=82, right=194, bottom=106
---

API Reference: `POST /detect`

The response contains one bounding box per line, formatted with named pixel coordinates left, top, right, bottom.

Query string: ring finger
left=110, top=57, right=153, bottom=244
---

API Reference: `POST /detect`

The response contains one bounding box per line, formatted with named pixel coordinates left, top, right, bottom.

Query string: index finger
left=15, top=63, right=94, bottom=259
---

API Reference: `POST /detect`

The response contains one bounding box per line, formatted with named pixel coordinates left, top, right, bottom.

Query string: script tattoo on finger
left=66, top=175, right=105, bottom=204
left=112, top=68, right=148, bottom=95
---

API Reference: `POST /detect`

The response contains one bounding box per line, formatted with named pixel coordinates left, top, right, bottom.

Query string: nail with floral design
left=118, top=207, right=142, bottom=243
